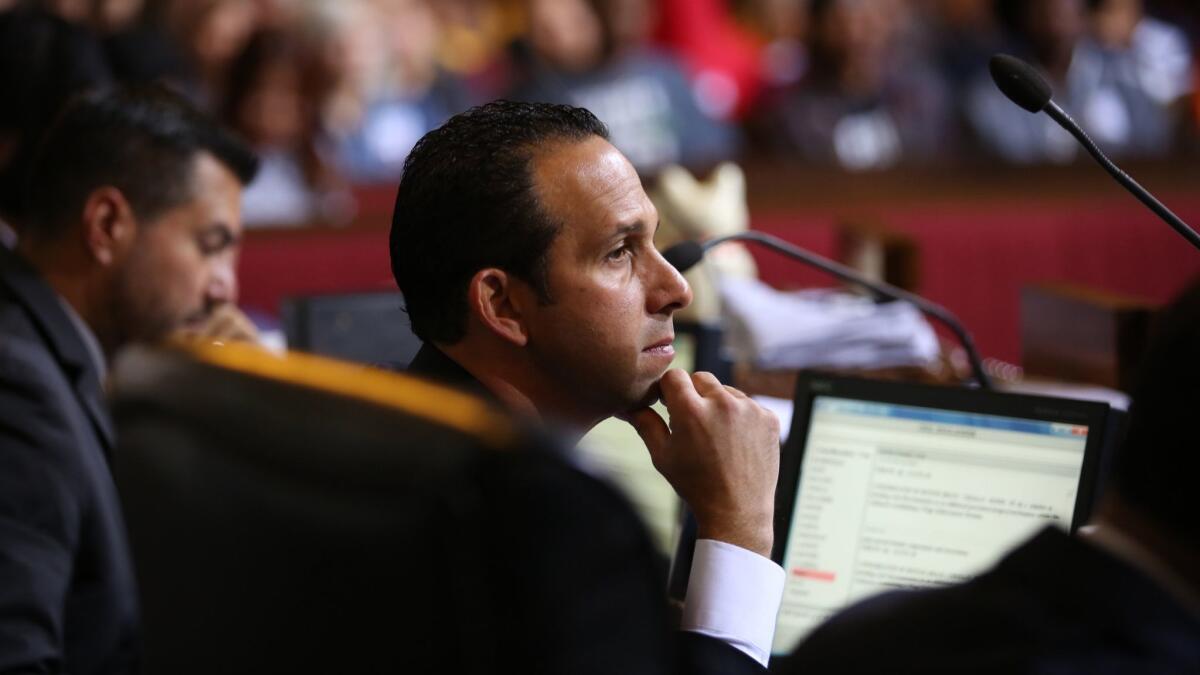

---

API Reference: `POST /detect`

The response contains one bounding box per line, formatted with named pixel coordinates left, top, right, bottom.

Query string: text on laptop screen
left=773, top=395, right=1090, bottom=654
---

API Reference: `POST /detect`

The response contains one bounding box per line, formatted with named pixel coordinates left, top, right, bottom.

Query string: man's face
left=521, top=136, right=692, bottom=419
left=112, top=151, right=244, bottom=345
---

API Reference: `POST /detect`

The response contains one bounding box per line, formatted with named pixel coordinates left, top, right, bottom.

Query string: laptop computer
left=770, top=372, right=1112, bottom=656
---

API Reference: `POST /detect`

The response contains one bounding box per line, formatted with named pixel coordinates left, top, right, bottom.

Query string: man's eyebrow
left=607, top=222, right=648, bottom=240
left=201, top=223, right=241, bottom=247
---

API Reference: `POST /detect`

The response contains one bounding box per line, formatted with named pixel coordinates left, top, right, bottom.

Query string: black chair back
left=111, top=343, right=607, bottom=674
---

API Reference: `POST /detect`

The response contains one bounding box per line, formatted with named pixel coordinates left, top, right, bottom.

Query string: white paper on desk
left=719, top=278, right=939, bottom=371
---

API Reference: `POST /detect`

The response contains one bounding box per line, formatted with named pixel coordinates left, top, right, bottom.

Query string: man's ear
left=81, top=187, right=137, bottom=267
left=467, top=268, right=530, bottom=347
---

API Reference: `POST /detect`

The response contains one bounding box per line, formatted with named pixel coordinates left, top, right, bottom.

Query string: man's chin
left=622, top=380, right=663, bottom=414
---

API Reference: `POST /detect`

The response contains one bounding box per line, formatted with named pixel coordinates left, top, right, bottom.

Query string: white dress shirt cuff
left=680, top=539, right=786, bottom=666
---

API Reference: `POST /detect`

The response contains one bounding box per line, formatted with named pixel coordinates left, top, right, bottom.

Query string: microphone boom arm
left=1044, top=101, right=1200, bottom=251
left=704, top=231, right=993, bottom=389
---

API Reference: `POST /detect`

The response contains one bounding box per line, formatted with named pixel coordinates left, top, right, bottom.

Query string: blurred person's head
left=42, top=0, right=91, bottom=23
left=1079, top=278, right=1200, bottom=600
left=589, top=0, right=657, bottom=54
left=932, top=0, right=995, bottom=28
left=222, top=28, right=318, bottom=148
left=1098, top=278, right=1200, bottom=552
left=808, top=0, right=900, bottom=91
left=167, top=0, right=260, bottom=82
left=996, top=0, right=1086, bottom=75
left=19, top=84, right=257, bottom=356
left=296, top=0, right=395, bottom=140
left=526, top=0, right=605, bottom=72
left=1087, top=0, right=1143, bottom=49
left=94, top=0, right=146, bottom=32
left=380, top=0, right=443, bottom=92
left=0, top=6, right=111, bottom=224
left=743, top=0, right=811, bottom=42
left=428, top=0, right=526, bottom=79
left=391, top=100, right=693, bottom=428
left=297, top=2, right=373, bottom=113
left=44, top=0, right=147, bottom=32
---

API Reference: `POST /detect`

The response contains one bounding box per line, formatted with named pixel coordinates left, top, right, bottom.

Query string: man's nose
left=647, top=248, right=693, bottom=316
left=207, top=261, right=238, bottom=305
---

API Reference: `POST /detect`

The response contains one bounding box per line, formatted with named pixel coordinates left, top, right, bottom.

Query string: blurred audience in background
left=653, top=0, right=768, bottom=120
left=510, top=0, right=740, bottom=172
left=919, top=0, right=1006, bottom=90
left=315, top=0, right=473, bottom=185
left=221, top=27, right=336, bottom=225
left=0, top=0, right=1197, bottom=229
left=965, top=0, right=1193, bottom=163
left=751, top=0, right=954, bottom=169
left=736, top=0, right=810, bottom=93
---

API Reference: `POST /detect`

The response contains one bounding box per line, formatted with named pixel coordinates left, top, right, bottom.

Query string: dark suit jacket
left=0, top=247, right=138, bottom=674
left=408, top=344, right=765, bottom=675
left=777, top=526, right=1200, bottom=675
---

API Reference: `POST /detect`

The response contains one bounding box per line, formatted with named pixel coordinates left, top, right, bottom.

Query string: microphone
left=989, top=53, right=1200, bottom=252
left=664, top=232, right=993, bottom=389
left=662, top=239, right=705, bottom=272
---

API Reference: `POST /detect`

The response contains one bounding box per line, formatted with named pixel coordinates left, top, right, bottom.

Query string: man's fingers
left=657, top=369, right=702, bottom=409
left=690, top=371, right=725, bottom=397
left=692, top=372, right=752, bottom=402
left=192, top=305, right=260, bottom=342
left=624, top=406, right=671, bottom=455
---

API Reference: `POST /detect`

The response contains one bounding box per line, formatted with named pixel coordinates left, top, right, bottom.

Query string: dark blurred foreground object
left=111, top=342, right=741, bottom=675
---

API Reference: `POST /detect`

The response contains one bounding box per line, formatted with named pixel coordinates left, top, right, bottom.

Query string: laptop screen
left=771, top=375, right=1109, bottom=656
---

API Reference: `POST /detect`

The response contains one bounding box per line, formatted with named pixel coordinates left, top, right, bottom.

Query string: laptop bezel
left=771, top=371, right=1112, bottom=567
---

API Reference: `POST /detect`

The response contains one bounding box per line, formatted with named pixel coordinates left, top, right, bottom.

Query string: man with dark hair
left=392, top=100, right=784, bottom=672
left=0, top=84, right=257, bottom=675
left=776, top=279, right=1200, bottom=674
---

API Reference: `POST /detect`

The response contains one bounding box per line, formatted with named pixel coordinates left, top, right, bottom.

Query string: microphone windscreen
left=661, top=240, right=705, bottom=273
left=989, top=54, right=1052, bottom=113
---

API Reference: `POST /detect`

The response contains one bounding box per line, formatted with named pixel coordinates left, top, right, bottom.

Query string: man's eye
left=198, top=230, right=233, bottom=254
left=606, top=245, right=632, bottom=261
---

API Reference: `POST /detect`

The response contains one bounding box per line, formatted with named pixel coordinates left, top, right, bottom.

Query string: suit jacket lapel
left=0, top=247, right=116, bottom=457
left=75, top=368, right=116, bottom=453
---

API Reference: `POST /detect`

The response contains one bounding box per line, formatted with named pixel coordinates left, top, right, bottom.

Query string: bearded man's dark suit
left=408, top=344, right=765, bottom=675
left=0, top=246, right=138, bottom=674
